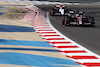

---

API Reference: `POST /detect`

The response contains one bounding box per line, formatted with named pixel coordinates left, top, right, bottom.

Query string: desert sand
left=0, top=2, right=44, bottom=41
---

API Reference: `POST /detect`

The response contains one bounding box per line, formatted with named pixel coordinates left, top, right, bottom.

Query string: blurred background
left=26, top=0, right=100, bottom=3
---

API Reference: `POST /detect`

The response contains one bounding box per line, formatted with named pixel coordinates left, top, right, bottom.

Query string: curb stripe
left=41, top=32, right=57, bottom=34
left=43, top=35, right=60, bottom=37
left=75, top=59, right=100, bottom=63
left=54, top=45, right=78, bottom=48
left=46, top=38, right=65, bottom=40
left=36, top=29, right=54, bottom=31
left=63, top=50, right=87, bottom=53
left=50, top=41, right=71, bottom=44
left=51, top=43, right=76, bottom=46
left=71, top=56, right=98, bottom=59
left=64, top=53, right=94, bottom=56
left=83, top=63, right=100, bottom=66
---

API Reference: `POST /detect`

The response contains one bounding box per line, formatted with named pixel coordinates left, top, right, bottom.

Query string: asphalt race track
left=36, top=4, right=100, bottom=56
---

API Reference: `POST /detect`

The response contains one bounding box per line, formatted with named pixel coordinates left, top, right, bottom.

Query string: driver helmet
left=60, top=4, right=63, bottom=6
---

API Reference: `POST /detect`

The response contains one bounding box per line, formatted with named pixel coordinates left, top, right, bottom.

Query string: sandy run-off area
left=0, top=2, right=44, bottom=41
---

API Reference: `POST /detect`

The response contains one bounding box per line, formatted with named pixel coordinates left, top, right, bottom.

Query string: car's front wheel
left=62, top=16, right=65, bottom=25
left=64, top=16, right=70, bottom=26
left=88, top=17, right=95, bottom=27
left=50, top=9, right=55, bottom=16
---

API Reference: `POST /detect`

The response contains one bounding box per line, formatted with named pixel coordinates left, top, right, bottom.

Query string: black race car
left=49, top=5, right=69, bottom=16
left=62, top=10, right=95, bottom=27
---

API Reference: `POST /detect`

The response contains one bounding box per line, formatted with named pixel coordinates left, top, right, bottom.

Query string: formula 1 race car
left=62, top=10, right=95, bottom=27
left=49, top=5, right=68, bottom=16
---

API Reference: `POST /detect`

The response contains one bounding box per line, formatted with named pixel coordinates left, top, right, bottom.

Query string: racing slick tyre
left=88, top=17, right=95, bottom=27
left=50, top=9, right=55, bottom=16
left=62, top=16, right=65, bottom=25
left=91, top=23, right=94, bottom=27
left=64, top=16, right=70, bottom=26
